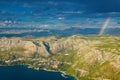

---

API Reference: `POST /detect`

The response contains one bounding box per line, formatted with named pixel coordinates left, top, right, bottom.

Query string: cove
left=0, top=65, right=76, bottom=80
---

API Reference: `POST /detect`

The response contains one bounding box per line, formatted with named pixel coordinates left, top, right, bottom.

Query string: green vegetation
left=0, top=35, right=120, bottom=80
left=0, top=47, right=25, bottom=59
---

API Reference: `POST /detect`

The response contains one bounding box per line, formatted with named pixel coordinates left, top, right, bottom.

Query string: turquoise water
left=0, top=66, right=76, bottom=80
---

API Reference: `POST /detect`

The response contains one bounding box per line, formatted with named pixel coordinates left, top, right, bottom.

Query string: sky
left=0, top=0, right=120, bottom=29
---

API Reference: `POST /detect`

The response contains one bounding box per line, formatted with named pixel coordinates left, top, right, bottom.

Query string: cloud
left=0, top=0, right=120, bottom=29
left=2, top=0, right=120, bottom=15
left=1, top=0, right=120, bottom=13
left=80, top=0, right=120, bottom=13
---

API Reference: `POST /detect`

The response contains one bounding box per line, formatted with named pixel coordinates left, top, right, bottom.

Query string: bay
left=0, top=66, right=76, bottom=80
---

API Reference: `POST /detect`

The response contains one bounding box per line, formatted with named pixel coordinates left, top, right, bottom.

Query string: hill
left=0, top=35, right=120, bottom=80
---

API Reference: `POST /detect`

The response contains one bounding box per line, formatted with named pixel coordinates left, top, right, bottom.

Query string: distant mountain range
left=0, top=27, right=120, bottom=37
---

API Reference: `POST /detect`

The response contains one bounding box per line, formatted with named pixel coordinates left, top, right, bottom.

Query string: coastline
left=32, top=67, right=78, bottom=80
left=0, top=65, right=78, bottom=80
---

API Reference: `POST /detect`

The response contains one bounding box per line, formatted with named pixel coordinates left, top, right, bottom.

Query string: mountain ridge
left=0, top=35, right=120, bottom=80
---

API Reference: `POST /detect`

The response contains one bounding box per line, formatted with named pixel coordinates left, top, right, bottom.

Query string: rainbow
left=98, top=17, right=110, bottom=36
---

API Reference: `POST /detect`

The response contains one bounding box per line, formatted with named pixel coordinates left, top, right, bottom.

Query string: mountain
left=0, top=35, right=120, bottom=80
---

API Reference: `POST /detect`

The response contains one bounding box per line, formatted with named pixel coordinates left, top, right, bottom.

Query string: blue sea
left=0, top=27, right=120, bottom=37
left=0, top=66, right=76, bottom=80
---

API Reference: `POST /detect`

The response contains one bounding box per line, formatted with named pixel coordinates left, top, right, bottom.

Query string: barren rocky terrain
left=0, top=35, right=120, bottom=80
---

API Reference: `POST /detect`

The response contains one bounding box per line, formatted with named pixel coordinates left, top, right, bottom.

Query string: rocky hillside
left=0, top=35, right=120, bottom=80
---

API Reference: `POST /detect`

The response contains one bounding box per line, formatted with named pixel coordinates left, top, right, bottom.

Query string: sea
left=0, top=65, right=76, bottom=80
left=0, top=27, right=120, bottom=37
